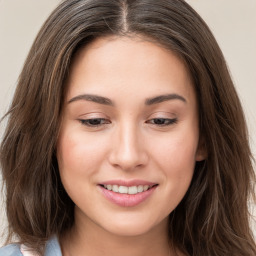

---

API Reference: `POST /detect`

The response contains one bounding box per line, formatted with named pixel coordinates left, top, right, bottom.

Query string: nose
left=108, top=123, right=149, bottom=171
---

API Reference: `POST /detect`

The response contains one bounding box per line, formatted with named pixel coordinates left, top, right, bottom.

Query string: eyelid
left=78, top=118, right=111, bottom=127
left=146, top=117, right=178, bottom=126
left=148, top=110, right=176, bottom=118
left=78, top=111, right=108, bottom=118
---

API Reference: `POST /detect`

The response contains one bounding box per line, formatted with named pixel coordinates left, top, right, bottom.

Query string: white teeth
left=128, top=186, right=137, bottom=194
left=102, top=184, right=155, bottom=194
left=143, top=185, right=149, bottom=191
left=137, top=185, right=144, bottom=193
left=118, top=186, right=128, bottom=194
left=112, top=185, right=119, bottom=192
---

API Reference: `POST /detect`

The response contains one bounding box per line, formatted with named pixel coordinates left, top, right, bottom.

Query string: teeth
left=112, top=185, right=119, bottom=192
left=102, top=184, right=154, bottom=194
left=143, top=185, right=149, bottom=191
left=119, top=186, right=128, bottom=194
left=128, top=186, right=137, bottom=194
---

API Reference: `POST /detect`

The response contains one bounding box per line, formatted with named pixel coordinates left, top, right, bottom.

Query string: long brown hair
left=1, top=0, right=255, bottom=255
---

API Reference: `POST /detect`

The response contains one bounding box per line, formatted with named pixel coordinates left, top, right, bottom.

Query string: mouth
left=98, top=180, right=159, bottom=207
left=99, top=184, right=158, bottom=195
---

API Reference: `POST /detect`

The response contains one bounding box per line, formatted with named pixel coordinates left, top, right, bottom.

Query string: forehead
left=66, top=36, right=195, bottom=105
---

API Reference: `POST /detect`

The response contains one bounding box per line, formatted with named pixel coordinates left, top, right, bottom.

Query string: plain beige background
left=0, top=0, right=255, bottom=246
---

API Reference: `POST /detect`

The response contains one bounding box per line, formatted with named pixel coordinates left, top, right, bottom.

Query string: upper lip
left=99, top=179, right=158, bottom=187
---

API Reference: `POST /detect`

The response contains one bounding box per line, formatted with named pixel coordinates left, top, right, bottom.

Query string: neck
left=60, top=208, right=175, bottom=256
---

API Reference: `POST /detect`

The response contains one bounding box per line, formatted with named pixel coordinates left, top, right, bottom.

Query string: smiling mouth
left=99, top=184, right=158, bottom=195
left=98, top=182, right=159, bottom=207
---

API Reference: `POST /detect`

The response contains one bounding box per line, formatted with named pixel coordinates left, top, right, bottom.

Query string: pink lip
left=98, top=180, right=158, bottom=207
left=99, top=179, right=157, bottom=187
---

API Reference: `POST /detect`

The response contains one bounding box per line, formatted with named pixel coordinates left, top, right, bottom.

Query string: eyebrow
left=68, top=94, right=114, bottom=106
left=68, top=93, right=186, bottom=106
left=145, top=93, right=187, bottom=105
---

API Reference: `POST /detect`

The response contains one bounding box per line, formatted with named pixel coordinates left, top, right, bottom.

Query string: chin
left=99, top=212, right=168, bottom=237
left=103, top=223, right=154, bottom=237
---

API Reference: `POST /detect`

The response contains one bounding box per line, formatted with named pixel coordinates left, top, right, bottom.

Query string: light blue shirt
left=0, top=236, right=62, bottom=256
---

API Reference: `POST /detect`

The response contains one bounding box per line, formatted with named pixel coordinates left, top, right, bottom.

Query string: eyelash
left=146, top=118, right=178, bottom=126
left=78, top=118, right=178, bottom=127
left=79, top=118, right=110, bottom=127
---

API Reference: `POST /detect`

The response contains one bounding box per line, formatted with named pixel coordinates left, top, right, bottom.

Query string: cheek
left=56, top=129, right=110, bottom=206
left=166, top=144, right=195, bottom=189
left=153, top=132, right=198, bottom=168
left=150, top=127, right=198, bottom=190
left=56, top=129, right=108, bottom=184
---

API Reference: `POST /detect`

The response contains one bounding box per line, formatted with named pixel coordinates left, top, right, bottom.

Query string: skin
left=57, top=36, right=205, bottom=256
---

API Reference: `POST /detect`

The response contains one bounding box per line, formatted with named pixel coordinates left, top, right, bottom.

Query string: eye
left=146, top=118, right=177, bottom=126
left=78, top=118, right=111, bottom=127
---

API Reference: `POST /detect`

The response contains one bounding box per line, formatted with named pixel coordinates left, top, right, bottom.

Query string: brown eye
left=146, top=118, right=177, bottom=126
left=79, top=118, right=111, bottom=127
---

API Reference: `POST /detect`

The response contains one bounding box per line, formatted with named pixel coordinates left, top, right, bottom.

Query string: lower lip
left=98, top=185, right=157, bottom=207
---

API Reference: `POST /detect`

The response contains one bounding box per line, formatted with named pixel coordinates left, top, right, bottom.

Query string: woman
left=0, top=0, right=255, bottom=255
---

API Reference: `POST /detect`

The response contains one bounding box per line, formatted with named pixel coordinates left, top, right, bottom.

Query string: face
left=57, top=36, right=205, bottom=237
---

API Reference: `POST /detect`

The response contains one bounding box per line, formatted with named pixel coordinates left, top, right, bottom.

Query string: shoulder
left=0, top=243, right=22, bottom=256
left=0, top=236, right=61, bottom=256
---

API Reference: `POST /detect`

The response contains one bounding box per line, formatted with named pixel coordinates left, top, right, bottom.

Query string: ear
left=195, top=136, right=207, bottom=162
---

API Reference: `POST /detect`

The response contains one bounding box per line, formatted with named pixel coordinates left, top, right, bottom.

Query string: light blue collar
left=45, top=236, right=62, bottom=256
left=0, top=236, right=62, bottom=256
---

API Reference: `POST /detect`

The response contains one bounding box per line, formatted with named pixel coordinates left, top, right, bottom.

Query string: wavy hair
left=1, top=0, right=255, bottom=255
